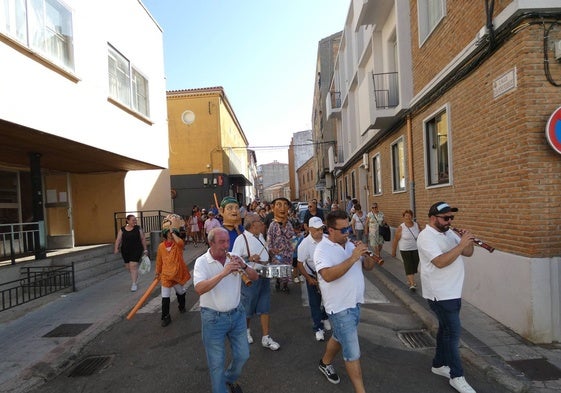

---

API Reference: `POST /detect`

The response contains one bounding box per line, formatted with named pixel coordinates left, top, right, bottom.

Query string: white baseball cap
left=308, top=217, right=324, bottom=229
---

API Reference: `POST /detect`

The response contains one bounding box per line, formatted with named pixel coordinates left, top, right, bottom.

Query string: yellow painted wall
left=71, top=172, right=126, bottom=245
left=219, top=100, right=247, bottom=175
left=167, top=94, right=222, bottom=175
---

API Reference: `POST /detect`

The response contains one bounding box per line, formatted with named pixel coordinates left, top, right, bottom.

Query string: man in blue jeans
left=194, top=227, right=259, bottom=393
left=314, top=210, right=377, bottom=393
left=417, top=201, right=477, bottom=393
left=297, top=216, right=331, bottom=341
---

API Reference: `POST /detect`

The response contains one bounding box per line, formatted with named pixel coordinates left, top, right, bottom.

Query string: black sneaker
left=227, top=382, right=244, bottom=393
left=318, top=360, right=340, bottom=384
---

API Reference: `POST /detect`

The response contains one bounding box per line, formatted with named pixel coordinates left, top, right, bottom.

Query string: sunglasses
left=436, top=215, right=454, bottom=221
left=330, top=226, right=353, bottom=234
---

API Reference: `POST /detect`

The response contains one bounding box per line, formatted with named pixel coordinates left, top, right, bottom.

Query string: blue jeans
left=305, top=280, right=328, bottom=331
left=329, top=304, right=361, bottom=361
left=201, top=305, right=250, bottom=393
left=428, top=298, right=464, bottom=378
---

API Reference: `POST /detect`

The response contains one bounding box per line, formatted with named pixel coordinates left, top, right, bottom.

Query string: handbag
left=379, top=223, right=391, bottom=241
left=139, top=255, right=151, bottom=275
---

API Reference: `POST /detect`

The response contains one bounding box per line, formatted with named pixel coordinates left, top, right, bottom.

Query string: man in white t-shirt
left=231, top=214, right=280, bottom=351
left=314, top=210, right=377, bottom=393
left=417, top=201, right=476, bottom=393
left=297, top=216, right=330, bottom=341
left=194, top=227, right=259, bottom=393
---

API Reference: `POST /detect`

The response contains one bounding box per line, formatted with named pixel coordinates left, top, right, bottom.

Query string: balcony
left=326, top=91, right=342, bottom=120
left=372, top=72, right=399, bottom=109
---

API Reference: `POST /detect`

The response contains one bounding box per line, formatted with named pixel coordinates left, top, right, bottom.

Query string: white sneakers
left=131, top=283, right=137, bottom=292
left=450, top=376, right=476, bottom=393
left=247, top=329, right=253, bottom=344
left=432, top=367, right=476, bottom=393
left=431, top=365, right=450, bottom=378
left=322, top=319, right=331, bottom=331
left=261, top=335, right=280, bottom=351
left=315, top=329, right=325, bottom=341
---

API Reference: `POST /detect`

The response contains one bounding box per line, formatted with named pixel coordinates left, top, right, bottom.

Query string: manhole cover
left=43, top=323, right=92, bottom=337
left=68, top=355, right=113, bottom=377
left=397, top=330, right=435, bottom=349
left=507, top=358, right=561, bottom=381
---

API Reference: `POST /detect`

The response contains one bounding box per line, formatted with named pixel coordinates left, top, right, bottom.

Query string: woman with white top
left=350, top=204, right=366, bottom=243
left=391, top=209, right=422, bottom=291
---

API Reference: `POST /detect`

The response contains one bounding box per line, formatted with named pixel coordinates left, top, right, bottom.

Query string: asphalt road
left=30, top=269, right=512, bottom=393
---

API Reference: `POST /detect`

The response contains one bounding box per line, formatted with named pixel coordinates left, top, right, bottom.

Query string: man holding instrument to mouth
left=417, top=201, right=477, bottom=393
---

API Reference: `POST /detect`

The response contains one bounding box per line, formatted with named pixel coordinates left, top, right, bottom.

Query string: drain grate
left=43, top=323, right=92, bottom=338
left=507, top=358, right=561, bottom=381
left=397, top=330, right=435, bottom=349
left=68, top=355, right=113, bottom=377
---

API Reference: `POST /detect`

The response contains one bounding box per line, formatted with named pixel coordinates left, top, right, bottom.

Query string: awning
left=0, top=119, right=162, bottom=173
left=229, top=174, right=252, bottom=186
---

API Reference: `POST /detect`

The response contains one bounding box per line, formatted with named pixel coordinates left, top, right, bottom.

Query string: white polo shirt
left=417, top=225, right=464, bottom=301
left=297, top=233, right=324, bottom=277
left=314, top=237, right=365, bottom=314
left=193, top=249, right=242, bottom=312
left=231, top=231, right=270, bottom=266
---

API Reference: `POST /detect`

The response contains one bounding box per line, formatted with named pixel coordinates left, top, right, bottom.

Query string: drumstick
left=127, top=278, right=160, bottom=320
left=214, top=193, right=219, bottom=210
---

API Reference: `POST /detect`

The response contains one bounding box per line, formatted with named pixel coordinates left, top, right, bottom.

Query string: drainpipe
left=406, top=115, right=416, bottom=218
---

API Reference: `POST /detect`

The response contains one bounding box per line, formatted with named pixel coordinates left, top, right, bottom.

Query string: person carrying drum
left=231, top=214, right=280, bottom=351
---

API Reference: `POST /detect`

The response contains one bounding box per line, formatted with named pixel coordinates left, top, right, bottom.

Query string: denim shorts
left=329, top=304, right=361, bottom=361
left=241, top=277, right=271, bottom=317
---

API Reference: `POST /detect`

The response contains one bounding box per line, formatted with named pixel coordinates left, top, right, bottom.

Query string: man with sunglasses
left=314, top=209, right=378, bottom=392
left=417, top=202, right=477, bottom=393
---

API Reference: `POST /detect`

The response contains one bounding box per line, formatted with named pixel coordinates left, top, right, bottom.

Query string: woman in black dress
left=114, top=214, right=148, bottom=291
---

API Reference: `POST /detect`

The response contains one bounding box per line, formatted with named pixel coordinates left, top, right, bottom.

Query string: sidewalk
left=0, top=246, right=206, bottom=393
left=372, top=248, right=561, bottom=393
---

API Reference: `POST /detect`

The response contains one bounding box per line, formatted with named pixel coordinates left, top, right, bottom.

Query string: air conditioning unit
left=361, top=153, right=369, bottom=170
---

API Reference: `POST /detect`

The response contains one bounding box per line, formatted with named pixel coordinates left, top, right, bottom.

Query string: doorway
left=44, top=173, right=74, bottom=248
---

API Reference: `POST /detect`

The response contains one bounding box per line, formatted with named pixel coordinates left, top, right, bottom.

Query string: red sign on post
left=546, top=106, right=561, bottom=154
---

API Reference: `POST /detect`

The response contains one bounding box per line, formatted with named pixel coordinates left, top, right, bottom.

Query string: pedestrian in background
left=194, top=227, right=259, bottom=393
left=114, top=214, right=147, bottom=292
left=417, top=202, right=476, bottom=393
left=391, top=209, right=421, bottom=291
left=314, top=210, right=377, bottom=392
left=365, top=203, right=385, bottom=258
left=156, top=215, right=190, bottom=327
left=350, top=204, right=366, bottom=243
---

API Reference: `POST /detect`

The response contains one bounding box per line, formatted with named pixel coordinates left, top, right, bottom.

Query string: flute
left=451, top=227, right=495, bottom=253
left=226, top=253, right=253, bottom=286
left=352, top=241, right=384, bottom=265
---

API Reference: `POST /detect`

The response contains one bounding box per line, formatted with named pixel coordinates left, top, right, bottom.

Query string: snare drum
left=258, top=264, right=291, bottom=278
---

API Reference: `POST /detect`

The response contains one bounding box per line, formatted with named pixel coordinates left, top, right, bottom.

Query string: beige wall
left=71, top=172, right=126, bottom=245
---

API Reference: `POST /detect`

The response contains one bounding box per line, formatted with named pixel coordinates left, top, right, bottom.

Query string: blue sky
left=142, top=0, right=350, bottom=164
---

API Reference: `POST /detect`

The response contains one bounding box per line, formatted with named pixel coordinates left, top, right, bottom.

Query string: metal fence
left=372, top=72, right=399, bottom=109
left=114, top=210, right=175, bottom=238
left=0, top=264, right=75, bottom=312
left=0, top=222, right=44, bottom=264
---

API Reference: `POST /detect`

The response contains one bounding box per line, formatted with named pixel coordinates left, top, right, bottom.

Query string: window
left=0, top=0, right=74, bottom=70
left=391, top=137, right=406, bottom=192
left=424, top=106, right=450, bottom=186
left=108, top=45, right=150, bottom=117
left=372, top=154, right=382, bottom=195
left=418, top=0, right=445, bottom=45
left=351, top=171, right=356, bottom=199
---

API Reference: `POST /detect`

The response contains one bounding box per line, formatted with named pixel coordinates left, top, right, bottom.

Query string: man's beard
left=434, top=221, right=450, bottom=233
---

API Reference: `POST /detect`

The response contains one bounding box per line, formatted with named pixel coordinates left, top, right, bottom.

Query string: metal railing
left=0, top=222, right=44, bottom=265
left=330, top=91, right=342, bottom=109
left=114, top=210, right=175, bottom=238
left=372, top=72, right=399, bottom=109
left=0, top=264, right=75, bottom=312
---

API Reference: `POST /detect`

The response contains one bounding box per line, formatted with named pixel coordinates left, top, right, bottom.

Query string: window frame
left=423, top=103, right=452, bottom=188
left=417, top=0, right=446, bottom=46
left=108, top=44, right=150, bottom=118
left=391, top=136, right=406, bottom=193
left=0, top=0, right=74, bottom=70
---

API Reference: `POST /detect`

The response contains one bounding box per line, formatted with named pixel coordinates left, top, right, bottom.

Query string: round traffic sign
left=546, top=106, right=561, bottom=154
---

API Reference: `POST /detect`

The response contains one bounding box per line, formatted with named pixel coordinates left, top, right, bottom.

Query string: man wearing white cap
left=297, top=216, right=331, bottom=341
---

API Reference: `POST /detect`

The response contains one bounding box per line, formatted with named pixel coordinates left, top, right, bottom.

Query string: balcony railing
left=372, top=72, right=399, bottom=109
left=114, top=210, right=175, bottom=238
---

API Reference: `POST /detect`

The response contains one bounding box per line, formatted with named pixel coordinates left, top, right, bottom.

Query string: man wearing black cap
left=417, top=202, right=477, bottom=393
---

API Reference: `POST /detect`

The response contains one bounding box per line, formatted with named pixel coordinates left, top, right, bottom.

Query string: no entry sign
left=546, top=106, right=561, bottom=154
